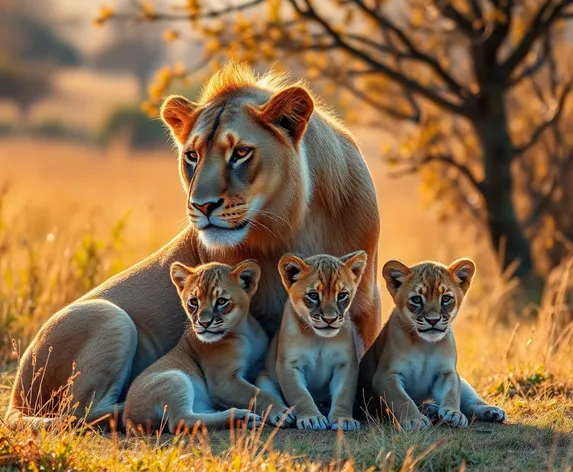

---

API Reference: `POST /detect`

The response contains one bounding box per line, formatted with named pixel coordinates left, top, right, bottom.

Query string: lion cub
left=123, top=260, right=291, bottom=433
left=359, top=259, right=507, bottom=430
left=256, top=251, right=367, bottom=431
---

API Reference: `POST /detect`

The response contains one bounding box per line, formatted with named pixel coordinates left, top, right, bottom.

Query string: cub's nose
left=424, top=317, right=440, bottom=326
left=192, top=198, right=224, bottom=217
left=321, top=313, right=338, bottom=324
left=198, top=319, right=212, bottom=328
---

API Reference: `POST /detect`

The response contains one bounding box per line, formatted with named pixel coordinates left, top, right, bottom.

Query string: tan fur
left=359, top=259, right=507, bottom=430
left=6, top=63, right=380, bottom=428
left=123, top=260, right=290, bottom=433
left=257, top=252, right=367, bottom=431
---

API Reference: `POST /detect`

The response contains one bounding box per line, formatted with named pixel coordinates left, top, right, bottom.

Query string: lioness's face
left=170, top=260, right=260, bottom=343
left=278, top=252, right=367, bottom=338
left=382, top=259, right=476, bottom=342
left=161, top=85, right=314, bottom=249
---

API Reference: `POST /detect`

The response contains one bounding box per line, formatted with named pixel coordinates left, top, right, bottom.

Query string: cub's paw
left=399, top=415, right=432, bottom=431
left=268, top=407, right=296, bottom=428
left=232, top=409, right=261, bottom=428
left=330, top=417, right=361, bottom=432
left=472, top=405, right=507, bottom=423
left=297, top=414, right=329, bottom=431
left=420, top=402, right=440, bottom=423
left=438, top=408, right=468, bottom=428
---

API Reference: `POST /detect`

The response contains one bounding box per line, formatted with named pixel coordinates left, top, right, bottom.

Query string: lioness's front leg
left=328, top=360, right=360, bottom=431
left=432, top=372, right=468, bottom=428
left=460, top=378, right=507, bottom=423
left=277, top=362, right=328, bottom=431
left=373, top=372, right=431, bottom=430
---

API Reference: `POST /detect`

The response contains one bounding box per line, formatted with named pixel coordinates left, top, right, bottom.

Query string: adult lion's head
left=161, top=64, right=319, bottom=249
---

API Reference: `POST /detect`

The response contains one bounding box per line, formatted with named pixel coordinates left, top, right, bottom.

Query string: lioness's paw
left=330, top=417, right=360, bottom=432
left=399, top=415, right=432, bottom=431
left=472, top=405, right=507, bottom=423
left=297, top=414, right=329, bottom=431
left=438, top=408, right=468, bottom=428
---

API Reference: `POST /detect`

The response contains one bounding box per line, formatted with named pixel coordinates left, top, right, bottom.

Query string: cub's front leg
left=277, top=360, right=328, bottom=431
left=460, top=378, right=507, bottom=423
left=373, top=372, right=431, bottom=431
left=432, top=371, right=468, bottom=428
left=207, top=372, right=292, bottom=428
left=328, top=359, right=360, bottom=431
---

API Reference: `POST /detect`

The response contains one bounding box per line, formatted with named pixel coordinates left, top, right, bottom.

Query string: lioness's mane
left=197, top=62, right=346, bottom=131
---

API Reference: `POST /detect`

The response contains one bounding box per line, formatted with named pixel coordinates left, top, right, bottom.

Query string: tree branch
left=501, top=0, right=573, bottom=78
left=390, top=153, right=483, bottom=193
left=341, top=81, right=421, bottom=123
left=111, top=0, right=264, bottom=22
left=350, top=0, right=469, bottom=98
left=514, top=79, right=573, bottom=155
left=288, top=0, right=470, bottom=116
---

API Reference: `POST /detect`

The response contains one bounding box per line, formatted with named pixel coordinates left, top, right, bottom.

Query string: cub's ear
left=258, top=86, right=314, bottom=143
left=160, top=95, right=198, bottom=144
left=382, top=260, right=411, bottom=298
left=170, top=262, right=194, bottom=293
left=448, top=258, right=476, bottom=294
left=278, top=254, right=308, bottom=289
left=231, top=260, right=261, bottom=297
left=340, top=250, right=368, bottom=285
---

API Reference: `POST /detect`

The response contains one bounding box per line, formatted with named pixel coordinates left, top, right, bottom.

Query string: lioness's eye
left=410, top=295, right=423, bottom=305
left=442, top=295, right=453, bottom=304
left=230, top=147, right=253, bottom=165
left=188, top=297, right=199, bottom=308
left=216, top=298, right=229, bottom=307
left=306, top=291, right=320, bottom=301
left=337, top=291, right=349, bottom=303
left=184, top=150, right=198, bottom=164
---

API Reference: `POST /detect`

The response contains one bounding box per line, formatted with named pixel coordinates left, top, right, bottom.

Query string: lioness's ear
left=382, top=260, right=411, bottom=298
left=448, top=258, right=476, bottom=294
left=170, top=262, right=194, bottom=293
left=258, top=86, right=314, bottom=143
left=231, top=260, right=261, bottom=297
left=278, top=254, right=308, bottom=289
left=340, top=250, right=368, bottom=285
left=161, top=95, right=198, bottom=144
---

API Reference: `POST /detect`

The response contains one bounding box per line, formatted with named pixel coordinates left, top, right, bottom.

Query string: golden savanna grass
left=0, top=72, right=572, bottom=469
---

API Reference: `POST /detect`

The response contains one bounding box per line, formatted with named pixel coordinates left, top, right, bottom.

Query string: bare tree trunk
left=472, top=88, right=534, bottom=280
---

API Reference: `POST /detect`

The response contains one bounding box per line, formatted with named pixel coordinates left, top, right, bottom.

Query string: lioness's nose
left=198, top=319, right=212, bottom=328
left=192, top=198, right=224, bottom=217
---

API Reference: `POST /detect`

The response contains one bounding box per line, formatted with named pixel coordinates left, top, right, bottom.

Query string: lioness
left=257, top=252, right=367, bottom=431
left=123, top=260, right=292, bottom=433
left=7, top=63, right=382, bottom=427
left=359, top=259, right=507, bottom=430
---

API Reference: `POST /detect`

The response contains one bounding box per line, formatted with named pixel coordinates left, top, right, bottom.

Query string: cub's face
left=170, top=260, right=261, bottom=343
left=382, top=259, right=476, bottom=343
left=160, top=78, right=314, bottom=249
left=278, top=251, right=368, bottom=338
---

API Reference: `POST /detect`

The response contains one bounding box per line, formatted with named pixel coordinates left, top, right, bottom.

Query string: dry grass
left=0, top=130, right=572, bottom=469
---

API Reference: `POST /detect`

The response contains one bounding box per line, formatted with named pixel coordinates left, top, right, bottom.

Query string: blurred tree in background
left=101, top=0, right=573, bottom=285
left=0, top=3, right=80, bottom=123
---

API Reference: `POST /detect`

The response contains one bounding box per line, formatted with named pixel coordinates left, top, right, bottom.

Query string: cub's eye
left=442, top=295, right=453, bottom=305
left=216, top=298, right=229, bottom=308
left=188, top=297, right=199, bottom=308
left=410, top=295, right=423, bottom=305
left=184, top=150, right=198, bottom=165
left=337, top=291, right=349, bottom=303
left=306, top=291, right=320, bottom=302
left=230, top=147, right=253, bottom=165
